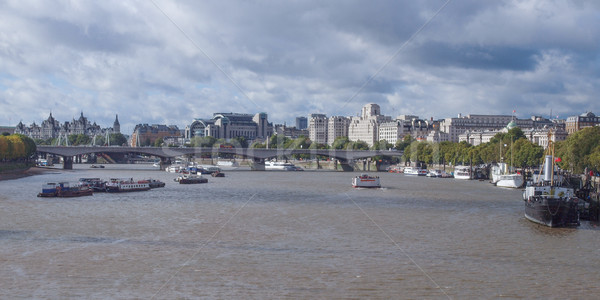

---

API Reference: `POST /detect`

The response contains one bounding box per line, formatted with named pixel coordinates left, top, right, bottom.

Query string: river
left=1, top=164, right=599, bottom=299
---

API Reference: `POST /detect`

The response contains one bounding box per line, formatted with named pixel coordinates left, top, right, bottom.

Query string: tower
left=113, top=114, right=120, bottom=134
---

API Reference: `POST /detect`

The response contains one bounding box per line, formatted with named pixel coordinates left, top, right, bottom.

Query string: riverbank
left=0, top=166, right=51, bottom=181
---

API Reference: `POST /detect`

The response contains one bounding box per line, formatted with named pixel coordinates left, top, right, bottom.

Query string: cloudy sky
left=1, top=0, right=599, bottom=134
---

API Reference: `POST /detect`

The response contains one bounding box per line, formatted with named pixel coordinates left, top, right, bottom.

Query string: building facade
left=295, top=116, right=308, bottom=130
left=348, top=103, right=391, bottom=146
left=185, top=112, right=273, bottom=142
left=308, top=114, right=328, bottom=145
left=130, top=124, right=181, bottom=147
left=15, top=112, right=118, bottom=141
left=327, top=116, right=350, bottom=146
left=566, top=112, right=600, bottom=134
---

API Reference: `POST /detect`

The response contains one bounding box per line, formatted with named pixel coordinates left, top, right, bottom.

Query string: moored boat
left=265, top=161, right=299, bottom=171
left=352, top=174, right=381, bottom=188
left=78, top=178, right=107, bottom=192
left=38, top=182, right=93, bottom=197
left=404, top=166, right=427, bottom=176
left=496, top=173, right=524, bottom=188
left=523, top=138, right=580, bottom=228
left=175, top=174, right=208, bottom=184
left=211, top=171, right=225, bottom=177
left=139, top=178, right=166, bottom=188
left=453, top=165, right=471, bottom=180
left=105, top=178, right=151, bottom=192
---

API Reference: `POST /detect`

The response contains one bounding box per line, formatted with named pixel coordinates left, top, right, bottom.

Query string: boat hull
left=496, top=174, right=524, bottom=188
left=524, top=196, right=580, bottom=227
left=352, top=176, right=381, bottom=188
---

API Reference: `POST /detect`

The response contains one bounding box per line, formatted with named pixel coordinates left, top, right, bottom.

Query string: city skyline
left=1, top=1, right=599, bottom=132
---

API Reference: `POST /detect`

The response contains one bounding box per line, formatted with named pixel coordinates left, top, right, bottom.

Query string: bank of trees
left=34, top=133, right=128, bottom=146
left=555, top=127, right=600, bottom=173
left=0, top=133, right=37, bottom=161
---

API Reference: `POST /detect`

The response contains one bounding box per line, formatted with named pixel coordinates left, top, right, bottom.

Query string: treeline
left=0, top=133, right=37, bottom=161
left=555, top=126, right=600, bottom=173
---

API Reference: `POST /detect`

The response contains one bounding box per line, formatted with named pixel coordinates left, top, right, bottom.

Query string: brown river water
left=1, top=164, right=599, bottom=299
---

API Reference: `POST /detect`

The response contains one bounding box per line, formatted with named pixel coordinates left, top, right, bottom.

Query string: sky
left=1, top=0, right=599, bottom=134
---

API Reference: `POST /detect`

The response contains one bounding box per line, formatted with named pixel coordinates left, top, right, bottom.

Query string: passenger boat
left=453, top=166, right=471, bottom=180
left=105, top=178, right=151, bottom=192
left=38, top=182, right=93, bottom=197
left=523, top=138, right=580, bottom=227
left=265, top=161, right=299, bottom=171
left=175, top=174, right=208, bottom=184
left=404, top=166, right=427, bottom=176
left=352, top=174, right=381, bottom=188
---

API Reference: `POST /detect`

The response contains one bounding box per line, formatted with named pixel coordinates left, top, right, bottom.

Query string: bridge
left=36, top=146, right=403, bottom=171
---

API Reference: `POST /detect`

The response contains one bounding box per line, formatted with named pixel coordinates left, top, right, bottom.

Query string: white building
left=308, top=113, right=328, bottom=145
left=348, top=103, right=391, bottom=147
left=327, top=116, right=350, bottom=146
left=379, top=120, right=406, bottom=145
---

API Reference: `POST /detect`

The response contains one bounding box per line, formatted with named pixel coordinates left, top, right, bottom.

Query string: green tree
left=110, top=133, right=128, bottom=146
left=332, top=136, right=349, bottom=150
left=154, top=137, right=164, bottom=147
left=191, top=136, right=216, bottom=147
left=346, top=140, right=368, bottom=150
left=555, top=127, right=600, bottom=173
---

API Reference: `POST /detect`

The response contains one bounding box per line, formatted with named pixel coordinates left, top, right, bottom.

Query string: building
left=0, top=126, right=15, bottom=135
left=379, top=120, right=406, bottom=145
left=327, top=116, right=350, bottom=146
left=348, top=103, right=392, bottom=146
left=566, top=112, right=600, bottom=134
left=185, top=112, right=273, bottom=142
left=273, top=124, right=309, bottom=139
left=15, top=112, right=118, bottom=141
left=308, top=114, right=328, bottom=145
left=130, top=124, right=181, bottom=147
left=458, top=120, right=567, bottom=148
left=295, top=116, right=308, bottom=130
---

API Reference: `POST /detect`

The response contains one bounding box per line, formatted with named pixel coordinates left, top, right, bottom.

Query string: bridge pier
left=250, top=158, right=265, bottom=171
left=159, top=157, right=169, bottom=171
left=63, top=156, right=73, bottom=170
left=337, top=159, right=354, bottom=172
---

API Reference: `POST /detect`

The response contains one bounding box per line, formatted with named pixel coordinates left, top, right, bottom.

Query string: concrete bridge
left=36, top=146, right=403, bottom=171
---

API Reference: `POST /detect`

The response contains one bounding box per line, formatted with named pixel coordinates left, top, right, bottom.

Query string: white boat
left=404, top=166, right=427, bottom=176
left=217, top=160, right=239, bottom=167
left=496, top=173, right=524, bottom=188
left=265, top=161, right=298, bottom=171
left=426, top=169, right=451, bottom=178
left=453, top=166, right=471, bottom=180
left=352, top=174, right=381, bottom=188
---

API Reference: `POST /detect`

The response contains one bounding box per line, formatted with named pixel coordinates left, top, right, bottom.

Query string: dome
left=506, top=120, right=518, bottom=130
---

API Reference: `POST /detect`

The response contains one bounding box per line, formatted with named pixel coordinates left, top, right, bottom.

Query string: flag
left=512, top=110, right=516, bottom=113
left=555, top=157, right=562, bottom=163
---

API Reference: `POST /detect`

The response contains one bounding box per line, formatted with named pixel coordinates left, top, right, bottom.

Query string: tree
left=346, top=140, right=368, bottom=150
left=154, top=137, right=164, bottom=147
left=191, top=136, right=216, bottom=148
left=331, top=136, right=349, bottom=150
left=110, top=133, right=128, bottom=146
left=395, top=135, right=414, bottom=151
left=555, top=127, right=600, bottom=173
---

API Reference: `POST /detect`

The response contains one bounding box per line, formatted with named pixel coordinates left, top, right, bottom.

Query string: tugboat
left=352, top=174, right=381, bottom=188
left=38, top=182, right=93, bottom=197
left=211, top=171, right=225, bottom=177
left=523, top=137, right=580, bottom=227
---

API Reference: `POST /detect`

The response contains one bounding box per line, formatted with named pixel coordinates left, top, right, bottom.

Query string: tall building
left=295, top=116, right=308, bottom=130
left=327, top=116, right=350, bottom=146
left=185, top=112, right=273, bottom=141
left=566, top=112, right=600, bottom=134
left=348, top=103, right=391, bottom=146
left=308, top=114, right=328, bottom=145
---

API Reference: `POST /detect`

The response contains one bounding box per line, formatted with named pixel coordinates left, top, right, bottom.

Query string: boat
left=37, top=182, right=93, bottom=197
left=78, top=177, right=107, bottom=192
left=523, top=138, right=580, bottom=227
left=138, top=178, right=166, bottom=188
left=496, top=173, right=524, bottom=188
left=404, top=166, right=427, bottom=176
left=105, top=178, right=151, bottom=192
left=175, top=174, right=208, bottom=184
left=453, top=165, right=471, bottom=180
left=217, top=160, right=239, bottom=168
left=90, top=164, right=105, bottom=168
left=198, top=166, right=222, bottom=174
left=265, top=161, right=299, bottom=171
left=352, top=174, right=381, bottom=188
left=211, top=171, right=225, bottom=177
